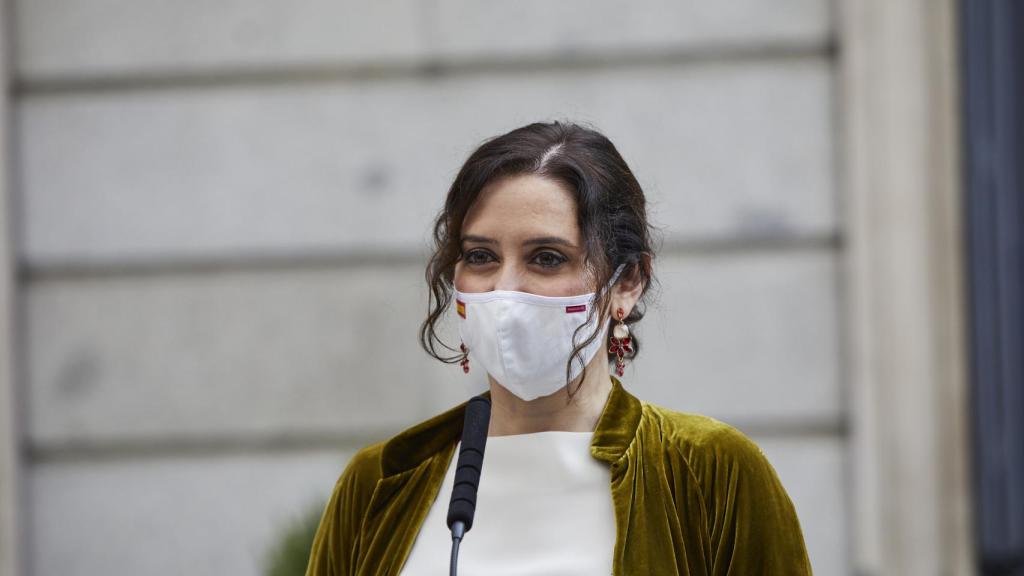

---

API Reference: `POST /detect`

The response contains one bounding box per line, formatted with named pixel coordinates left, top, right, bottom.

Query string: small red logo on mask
left=565, top=304, right=587, bottom=314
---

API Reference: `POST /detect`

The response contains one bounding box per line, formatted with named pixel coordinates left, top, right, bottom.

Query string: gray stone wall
left=11, top=1, right=847, bottom=574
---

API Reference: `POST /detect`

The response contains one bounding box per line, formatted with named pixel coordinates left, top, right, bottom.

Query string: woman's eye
left=463, top=250, right=494, bottom=265
left=532, top=251, right=567, bottom=268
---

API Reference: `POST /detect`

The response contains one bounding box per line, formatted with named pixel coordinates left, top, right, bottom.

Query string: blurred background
left=0, top=1, right=1020, bottom=575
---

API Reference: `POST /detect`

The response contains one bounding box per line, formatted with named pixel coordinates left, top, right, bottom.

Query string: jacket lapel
left=591, top=375, right=643, bottom=464
left=355, top=394, right=471, bottom=574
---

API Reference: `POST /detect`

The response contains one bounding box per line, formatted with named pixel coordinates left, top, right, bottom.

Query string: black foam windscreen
left=446, top=395, right=491, bottom=533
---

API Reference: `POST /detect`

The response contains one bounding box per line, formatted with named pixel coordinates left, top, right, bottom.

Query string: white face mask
left=454, top=263, right=626, bottom=401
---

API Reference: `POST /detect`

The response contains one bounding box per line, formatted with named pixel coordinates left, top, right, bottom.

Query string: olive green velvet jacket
left=306, top=376, right=813, bottom=575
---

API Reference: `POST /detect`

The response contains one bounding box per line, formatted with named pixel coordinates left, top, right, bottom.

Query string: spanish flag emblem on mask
left=456, top=299, right=466, bottom=318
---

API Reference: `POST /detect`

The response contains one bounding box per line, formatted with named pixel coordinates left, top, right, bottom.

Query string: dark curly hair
left=418, top=120, right=660, bottom=398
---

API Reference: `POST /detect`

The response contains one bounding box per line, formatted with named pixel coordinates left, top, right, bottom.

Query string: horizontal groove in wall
left=24, top=415, right=847, bottom=465
left=13, top=39, right=836, bottom=98
left=24, top=431, right=388, bottom=465
left=18, top=232, right=842, bottom=283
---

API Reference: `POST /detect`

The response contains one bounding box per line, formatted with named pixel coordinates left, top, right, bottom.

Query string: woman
left=305, top=121, right=813, bottom=575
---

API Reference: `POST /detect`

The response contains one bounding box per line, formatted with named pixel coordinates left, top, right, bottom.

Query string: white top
left=399, top=430, right=616, bottom=575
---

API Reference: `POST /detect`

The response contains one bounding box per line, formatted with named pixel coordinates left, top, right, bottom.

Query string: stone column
left=839, top=0, right=974, bottom=574
left=0, top=0, right=21, bottom=574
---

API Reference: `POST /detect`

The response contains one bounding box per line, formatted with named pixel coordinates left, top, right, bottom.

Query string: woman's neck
left=485, top=357, right=613, bottom=436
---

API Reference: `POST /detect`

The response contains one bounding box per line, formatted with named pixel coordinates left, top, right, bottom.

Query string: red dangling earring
left=459, top=341, right=470, bottom=373
left=608, top=308, right=633, bottom=377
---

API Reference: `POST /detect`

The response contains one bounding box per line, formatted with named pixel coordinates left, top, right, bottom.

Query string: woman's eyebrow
left=461, top=234, right=576, bottom=248
left=461, top=234, right=497, bottom=245
left=522, top=236, right=576, bottom=248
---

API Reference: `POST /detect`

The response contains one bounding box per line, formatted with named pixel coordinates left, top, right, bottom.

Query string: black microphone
left=446, top=395, right=491, bottom=576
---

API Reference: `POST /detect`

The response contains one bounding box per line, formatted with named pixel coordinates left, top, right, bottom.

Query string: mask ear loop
left=595, top=261, right=628, bottom=317
left=607, top=262, right=627, bottom=290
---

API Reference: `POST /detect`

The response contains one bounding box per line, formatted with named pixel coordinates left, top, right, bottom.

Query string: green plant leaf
left=264, top=499, right=325, bottom=576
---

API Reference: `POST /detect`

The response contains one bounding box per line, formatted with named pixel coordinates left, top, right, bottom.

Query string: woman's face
left=454, top=173, right=593, bottom=297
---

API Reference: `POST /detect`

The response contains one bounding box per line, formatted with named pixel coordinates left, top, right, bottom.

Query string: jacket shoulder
left=305, top=440, right=386, bottom=576
left=339, top=440, right=387, bottom=491
left=638, top=401, right=813, bottom=574
left=306, top=399, right=468, bottom=576
left=336, top=392, right=469, bottom=491
left=322, top=438, right=388, bottom=526
left=640, top=400, right=766, bottom=465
